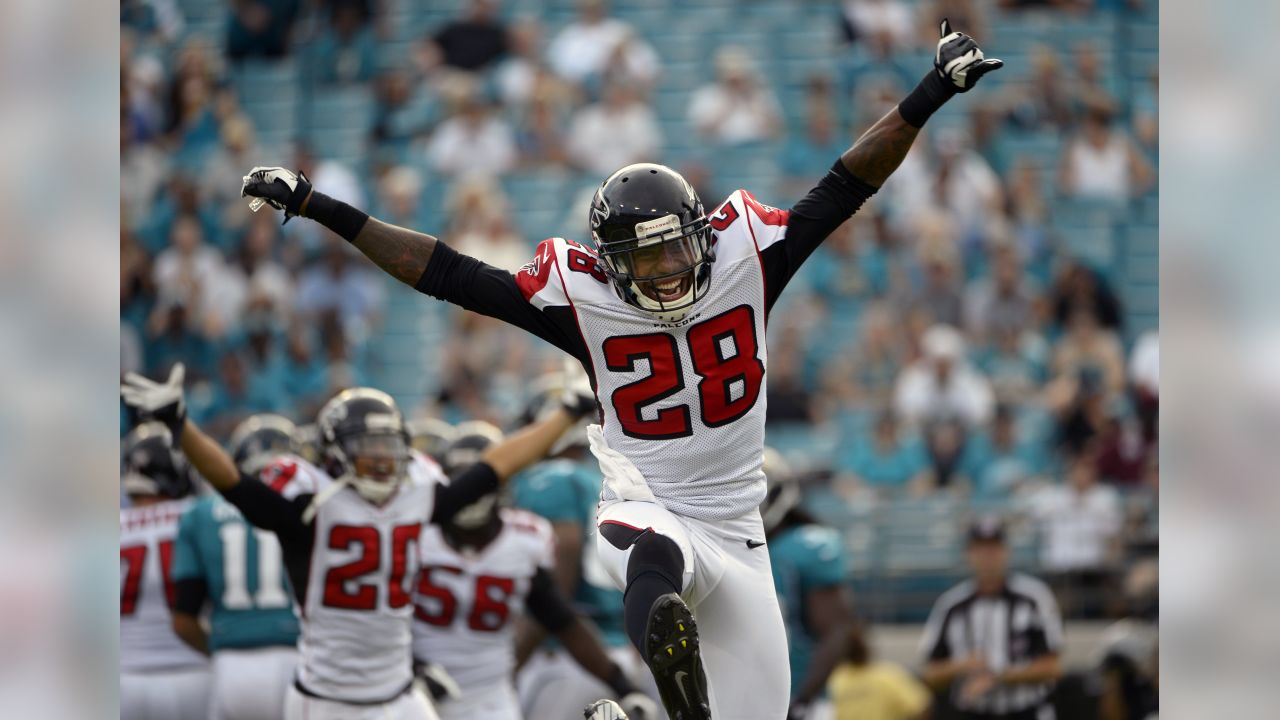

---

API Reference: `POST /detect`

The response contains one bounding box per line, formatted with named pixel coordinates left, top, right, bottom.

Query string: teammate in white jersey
left=239, top=22, right=1001, bottom=719
left=412, top=432, right=658, bottom=720
left=121, top=368, right=596, bottom=720
left=119, top=422, right=211, bottom=720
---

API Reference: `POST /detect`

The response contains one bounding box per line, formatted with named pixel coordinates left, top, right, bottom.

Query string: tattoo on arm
left=839, top=108, right=921, bottom=188
left=351, top=217, right=438, bottom=286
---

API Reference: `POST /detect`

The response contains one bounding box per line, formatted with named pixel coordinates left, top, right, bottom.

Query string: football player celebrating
left=759, top=449, right=856, bottom=720
left=239, top=21, right=1000, bottom=719
left=168, top=414, right=304, bottom=720
left=119, top=422, right=211, bottom=719
left=122, top=366, right=595, bottom=720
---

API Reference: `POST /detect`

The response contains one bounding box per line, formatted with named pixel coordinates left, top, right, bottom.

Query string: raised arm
left=841, top=19, right=1002, bottom=188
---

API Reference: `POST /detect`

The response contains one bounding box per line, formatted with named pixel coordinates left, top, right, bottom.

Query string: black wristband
left=304, top=191, right=370, bottom=243
left=897, top=69, right=956, bottom=128
left=604, top=663, right=636, bottom=698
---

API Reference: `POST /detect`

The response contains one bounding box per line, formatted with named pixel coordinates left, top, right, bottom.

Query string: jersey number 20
left=603, top=304, right=764, bottom=439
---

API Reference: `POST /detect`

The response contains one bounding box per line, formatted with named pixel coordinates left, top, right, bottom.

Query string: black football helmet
left=122, top=422, right=194, bottom=500
left=441, top=420, right=504, bottom=477
left=408, top=416, right=456, bottom=464
left=317, top=388, right=411, bottom=504
left=589, top=163, right=714, bottom=322
left=230, top=414, right=300, bottom=475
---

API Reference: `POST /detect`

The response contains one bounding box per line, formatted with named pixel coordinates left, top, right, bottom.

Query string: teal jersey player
left=171, top=494, right=299, bottom=652
left=512, top=458, right=627, bottom=647
left=769, top=524, right=849, bottom=692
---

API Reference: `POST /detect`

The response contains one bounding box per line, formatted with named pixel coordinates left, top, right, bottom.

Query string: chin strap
left=302, top=477, right=351, bottom=524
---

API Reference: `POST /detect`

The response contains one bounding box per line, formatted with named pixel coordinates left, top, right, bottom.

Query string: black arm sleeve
left=525, top=566, right=576, bottom=634
left=174, top=577, right=208, bottom=615
left=431, top=461, right=501, bottom=525
left=414, top=241, right=589, bottom=364
left=763, top=160, right=879, bottom=314
left=220, top=474, right=310, bottom=542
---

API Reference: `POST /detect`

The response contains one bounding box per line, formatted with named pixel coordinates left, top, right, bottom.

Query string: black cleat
left=642, top=593, right=712, bottom=720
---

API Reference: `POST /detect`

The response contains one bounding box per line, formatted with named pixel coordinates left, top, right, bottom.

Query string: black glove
left=120, top=364, right=188, bottom=441
left=933, top=18, right=1003, bottom=92
left=786, top=701, right=810, bottom=720
left=240, top=166, right=313, bottom=222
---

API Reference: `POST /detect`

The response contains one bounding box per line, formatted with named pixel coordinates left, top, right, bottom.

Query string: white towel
left=587, top=424, right=656, bottom=502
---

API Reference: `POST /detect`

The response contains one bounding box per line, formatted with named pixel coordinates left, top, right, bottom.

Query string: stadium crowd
left=122, top=0, right=1156, bottom=620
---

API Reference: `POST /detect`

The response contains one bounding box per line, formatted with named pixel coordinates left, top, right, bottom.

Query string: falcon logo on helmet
left=589, top=163, right=716, bottom=323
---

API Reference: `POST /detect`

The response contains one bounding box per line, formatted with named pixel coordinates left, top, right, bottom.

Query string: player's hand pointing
left=933, top=18, right=1003, bottom=92
left=241, top=166, right=313, bottom=222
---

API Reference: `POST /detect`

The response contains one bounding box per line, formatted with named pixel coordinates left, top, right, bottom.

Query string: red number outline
left=468, top=575, right=516, bottom=632
left=414, top=565, right=462, bottom=626
left=388, top=523, right=422, bottom=609
left=322, top=526, right=381, bottom=611
left=687, top=305, right=765, bottom=427
left=120, top=545, right=146, bottom=615
left=603, top=333, right=692, bottom=440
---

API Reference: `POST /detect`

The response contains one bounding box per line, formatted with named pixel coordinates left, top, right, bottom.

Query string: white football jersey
left=120, top=498, right=209, bottom=673
left=411, top=508, right=556, bottom=694
left=265, top=452, right=448, bottom=703
left=517, top=190, right=790, bottom=520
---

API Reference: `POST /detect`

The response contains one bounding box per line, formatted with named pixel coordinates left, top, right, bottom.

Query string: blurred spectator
left=420, top=0, right=508, bottom=73
left=226, top=0, right=301, bottom=60
left=1059, top=104, right=1155, bottom=200
left=567, top=81, right=662, bottom=176
left=920, top=517, right=1064, bottom=718
left=547, top=0, right=659, bottom=89
left=1050, top=260, right=1122, bottom=331
left=165, top=46, right=225, bottom=162
left=437, top=313, right=536, bottom=423
left=445, top=177, right=530, bottom=272
left=918, top=0, right=986, bottom=44
left=1006, top=46, right=1074, bottom=131
left=226, top=212, right=295, bottom=321
left=821, top=302, right=906, bottom=408
left=975, top=325, right=1051, bottom=403
left=294, top=239, right=386, bottom=345
left=893, top=324, right=994, bottom=428
left=963, top=239, right=1041, bottom=346
left=376, top=164, right=427, bottom=229
left=689, top=47, right=782, bottom=145
left=516, top=87, right=570, bottom=168
left=1069, top=42, right=1119, bottom=116
left=839, top=0, right=918, bottom=52
left=120, top=112, right=171, bottom=236
left=766, top=330, right=815, bottom=424
left=150, top=214, right=230, bottom=337
left=1051, top=309, right=1126, bottom=399
left=961, top=404, right=1049, bottom=498
left=121, top=0, right=186, bottom=44
left=122, top=41, right=168, bottom=143
left=425, top=80, right=516, bottom=178
left=284, top=145, right=368, bottom=256
left=194, top=351, right=282, bottom=438
left=1028, top=447, right=1123, bottom=618
left=997, top=0, right=1088, bottom=9
left=312, top=0, right=378, bottom=85
left=921, top=417, right=970, bottom=494
left=838, top=410, right=930, bottom=492
left=201, top=113, right=259, bottom=237
left=235, top=297, right=292, bottom=411
left=839, top=35, right=916, bottom=103
left=494, top=18, right=556, bottom=108
left=781, top=77, right=848, bottom=195
left=1003, top=158, right=1054, bottom=281
left=908, top=224, right=964, bottom=328
left=372, top=70, right=437, bottom=155
left=283, top=326, right=330, bottom=416
left=826, top=622, right=931, bottom=720
left=147, top=300, right=214, bottom=380
left=928, top=129, right=1005, bottom=255
left=1128, top=331, right=1158, bottom=442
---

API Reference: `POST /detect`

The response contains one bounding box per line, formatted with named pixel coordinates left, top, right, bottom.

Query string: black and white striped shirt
left=919, top=573, right=1063, bottom=715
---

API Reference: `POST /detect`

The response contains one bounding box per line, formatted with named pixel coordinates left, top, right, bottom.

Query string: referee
left=919, top=517, right=1064, bottom=720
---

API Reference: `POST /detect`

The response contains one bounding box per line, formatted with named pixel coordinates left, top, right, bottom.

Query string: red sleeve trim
left=740, top=189, right=791, bottom=227
left=515, top=238, right=558, bottom=302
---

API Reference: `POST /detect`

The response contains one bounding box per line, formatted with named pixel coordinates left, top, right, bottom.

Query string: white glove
left=413, top=660, right=462, bottom=702
left=584, top=699, right=629, bottom=720
left=121, top=364, right=187, bottom=439
left=619, top=692, right=660, bottom=720
left=933, top=19, right=1003, bottom=92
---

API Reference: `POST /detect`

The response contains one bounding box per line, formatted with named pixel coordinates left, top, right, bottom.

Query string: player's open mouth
left=644, top=274, right=692, bottom=303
